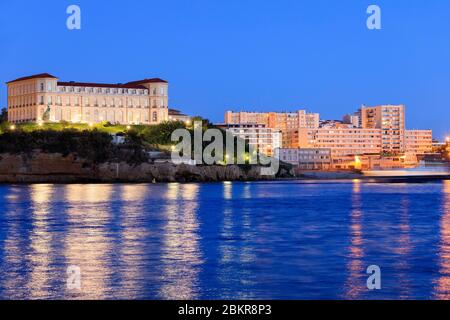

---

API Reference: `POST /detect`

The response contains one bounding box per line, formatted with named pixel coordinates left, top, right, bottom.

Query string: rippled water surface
left=0, top=181, right=449, bottom=300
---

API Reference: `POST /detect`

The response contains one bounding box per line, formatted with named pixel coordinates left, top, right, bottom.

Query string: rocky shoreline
left=0, top=152, right=294, bottom=183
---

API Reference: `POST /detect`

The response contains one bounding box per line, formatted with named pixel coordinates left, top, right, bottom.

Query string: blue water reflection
left=0, top=181, right=449, bottom=299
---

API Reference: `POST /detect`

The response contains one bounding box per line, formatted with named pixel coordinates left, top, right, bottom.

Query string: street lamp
left=10, top=124, right=16, bottom=131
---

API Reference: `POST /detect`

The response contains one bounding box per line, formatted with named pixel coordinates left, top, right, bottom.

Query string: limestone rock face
left=0, top=152, right=282, bottom=183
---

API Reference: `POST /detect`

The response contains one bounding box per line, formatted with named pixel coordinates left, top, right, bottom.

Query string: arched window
left=152, top=111, right=158, bottom=122
left=116, top=111, right=123, bottom=123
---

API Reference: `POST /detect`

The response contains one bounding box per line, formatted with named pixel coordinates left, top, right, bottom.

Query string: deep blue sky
left=1, top=0, right=449, bottom=139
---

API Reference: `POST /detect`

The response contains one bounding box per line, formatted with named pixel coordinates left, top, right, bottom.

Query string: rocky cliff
left=0, top=152, right=293, bottom=183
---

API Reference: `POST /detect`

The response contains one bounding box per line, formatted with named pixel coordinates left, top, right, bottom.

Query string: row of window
left=10, top=82, right=167, bottom=97
left=56, top=86, right=153, bottom=96
left=9, top=96, right=167, bottom=109
left=10, top=108, right=161, bottom=123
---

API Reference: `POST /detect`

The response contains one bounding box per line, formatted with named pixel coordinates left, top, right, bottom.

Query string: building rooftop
left=57, top=81, right=147, bottom=90
left=126, top=78, right=168, bottom=84
left=169, top=108, right=187, bottom=116
left=6, top=74, right=168, bottom=87
left=6, top=73, right=57, bottom=84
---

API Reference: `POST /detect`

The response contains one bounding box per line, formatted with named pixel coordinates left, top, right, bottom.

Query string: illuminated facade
left=360, top=105, right=405, bottom=154
left=275, top=148, right=332, bottom=169
left=296, top=127, right=383, bottom=156
left=405, top=130, right=433, bottom=154
left=224, top=110, right=319, bottom=148
left=219, top=123, right=282, bottom=156
left=6, top=73, right=169, bottom=125
left=226, top=105, right=432, bottom=160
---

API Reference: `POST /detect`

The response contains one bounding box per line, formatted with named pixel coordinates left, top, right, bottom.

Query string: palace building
left=6, top=73, right=169, bottom=125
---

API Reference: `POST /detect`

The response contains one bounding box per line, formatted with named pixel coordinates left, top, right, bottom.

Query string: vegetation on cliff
left=0, top=129, right=148, bottom=164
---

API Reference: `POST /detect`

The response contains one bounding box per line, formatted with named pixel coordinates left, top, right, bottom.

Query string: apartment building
left=342, top=113, right=360, bottom=127
left=225, top=104, right=431, bottom=161
left=6, top=73, right=169, bottom=125
left=218, top=123, right=282, bottom=156
left=275, top=148, right=332, bottom=169
left=224, top=110, right=319, bottom=148
left=296, top=127, right=382, bottom=156
left=405, top=129, right=433, bottom=154
left=360, top=105, right=405, bottom=154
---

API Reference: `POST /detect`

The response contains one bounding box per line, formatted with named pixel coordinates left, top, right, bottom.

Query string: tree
left=0, top=108, right=7, bottom=123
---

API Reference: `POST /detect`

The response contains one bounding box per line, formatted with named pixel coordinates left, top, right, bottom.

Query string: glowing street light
left=354, top=155, right=362, bottom=169
left=126, top=125, right=131, bottom=130
left=10, top=125, right=16, bottom=131
left=38, top=122, right=43, bottom=127
left=446, top=136, right=450, bottom=143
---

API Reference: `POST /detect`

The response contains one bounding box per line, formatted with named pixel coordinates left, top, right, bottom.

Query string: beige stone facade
left=7, top=73, right=169, bottom=125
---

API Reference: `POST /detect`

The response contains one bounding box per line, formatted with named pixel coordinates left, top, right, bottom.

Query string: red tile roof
left=126, top=78, right=168, bottom=85
left=6, top=73, right=57, bottom=84
left=169, top=108, right=187, bottom=116
left=57, top=81, right=147, bottom=90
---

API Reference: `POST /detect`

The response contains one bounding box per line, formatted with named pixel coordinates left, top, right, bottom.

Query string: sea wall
left=0, top=152, right=288, bottom=183
left=298, top=171, right=362, bottom=180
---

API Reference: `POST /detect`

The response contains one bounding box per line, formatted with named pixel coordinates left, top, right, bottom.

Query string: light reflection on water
left=343, top=181, right=364, bottom=299
left=0, top=181, right=449, bottom=300
left=435, top=180, right=450, bottom=299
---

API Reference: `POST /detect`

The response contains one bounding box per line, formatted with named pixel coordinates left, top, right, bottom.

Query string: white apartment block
left=219, top=124, right=282, bottom=156
left=6, top=73, right=169, bottom=125
left=275, top=148, right=332, bottom=169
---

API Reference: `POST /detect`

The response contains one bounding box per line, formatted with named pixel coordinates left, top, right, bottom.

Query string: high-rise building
left=360, top=105, right=405, bottom=154
left=6, top=73, right=169, bottom=125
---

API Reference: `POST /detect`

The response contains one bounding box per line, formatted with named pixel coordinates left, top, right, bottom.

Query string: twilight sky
left=0, top=0, right=449, bottom=139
